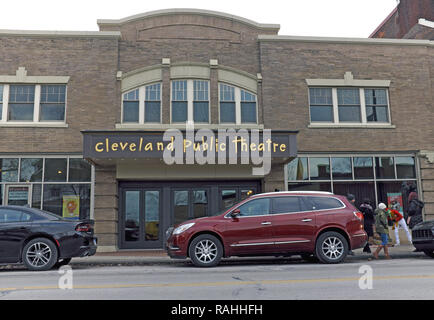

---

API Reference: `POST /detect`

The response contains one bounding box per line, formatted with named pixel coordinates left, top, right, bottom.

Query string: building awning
left=82, top=129, right=298, bottom=167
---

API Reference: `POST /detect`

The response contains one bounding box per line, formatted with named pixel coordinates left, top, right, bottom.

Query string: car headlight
left=173, top=222, right=195, bottom=235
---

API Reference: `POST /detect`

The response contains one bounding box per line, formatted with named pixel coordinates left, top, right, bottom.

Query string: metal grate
left=412, top=229, right=434, bottom=239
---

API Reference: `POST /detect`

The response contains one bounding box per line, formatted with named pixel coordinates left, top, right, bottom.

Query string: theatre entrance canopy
left=82, top=130, right=298, bottom=180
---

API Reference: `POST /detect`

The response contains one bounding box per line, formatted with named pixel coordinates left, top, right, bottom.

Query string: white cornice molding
left=0, top=67, right=70, bottom=84
left=306, top=72, right=390, bottom=87
left=419, top=150, right=434, bottom=163
left=258, top=34, right=433, bottom=47
left=0, top=29, right=121, bottom=39
left=97, top=8, right=280, bottom=31
left=418, top=19, right=434, bottom=29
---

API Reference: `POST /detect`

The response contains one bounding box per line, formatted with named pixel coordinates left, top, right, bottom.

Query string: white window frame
left=170, top=79, right=210, bottom=124
left=121, top=82, right=162, bottom=125
left=0, top=84, right=67, bottom=126
left=308, top=87, right=392, bottom=127
left=218, top=83, right=258, bottom=125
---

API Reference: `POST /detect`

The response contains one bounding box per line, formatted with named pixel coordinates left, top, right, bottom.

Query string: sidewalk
left=69, top=244, right=425, bottom=267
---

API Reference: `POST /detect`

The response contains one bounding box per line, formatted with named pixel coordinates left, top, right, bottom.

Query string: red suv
left=166, top=191, right=367, bottom=267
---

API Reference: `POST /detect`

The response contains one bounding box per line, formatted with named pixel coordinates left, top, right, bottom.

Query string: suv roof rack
left=255, top=191, right=334, bottom=196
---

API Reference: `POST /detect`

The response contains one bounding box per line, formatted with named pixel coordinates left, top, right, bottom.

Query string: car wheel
left=189, top=234, right=223, bottom=267
left=300, top=253, right=319, bottom=263
left=22, top=238, right=59, bottom=271
left=315, top=231, right=348, bottom=264
left=423, top=250, right=434, bottom=258
left=52, top=258, right=72, bottom=269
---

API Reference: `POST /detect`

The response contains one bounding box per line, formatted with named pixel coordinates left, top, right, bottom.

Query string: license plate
left=93, top=238, right=97, bottom=246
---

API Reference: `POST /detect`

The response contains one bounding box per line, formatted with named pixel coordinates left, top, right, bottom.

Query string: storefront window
left=287, top=154, right=418, bottom=209
left=0, top=157, right=93, bottom=218
left=287, top=157, right=308, bottom=181
left=32, top=184, right=42, bottom=209
left=309, top=157, right=330, bottom=180
left=375, top=157, right=394, bottom=179
left=354, top=157, right=374, bottom=179
left=20, top=158, right=43, bottom=182
left=333, top=182, right=376, bottom=208
left=331, top=157, right=352, bottom=180
left=42, top=184, right=90, bottom=220
left=288, top=182, right=332, bottom=192
left=395, top=157, right=415, bottom=179
left=69, top=158, right=91, bottom=182
left=0, top=158, right=19, bottom=182
left=44, top=158, right=67, bottom=182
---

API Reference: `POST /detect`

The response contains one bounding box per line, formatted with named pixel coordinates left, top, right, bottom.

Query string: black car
left=0, top=205, right=97, bottom=271
left=412, top=220, right=434, bottom=258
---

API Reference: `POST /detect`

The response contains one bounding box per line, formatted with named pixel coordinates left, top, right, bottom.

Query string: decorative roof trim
left=258, top=34, right=433, bottom=47
left=97, top=8, right=280, bottom=31
left=0, top=29, right=121, bottom=39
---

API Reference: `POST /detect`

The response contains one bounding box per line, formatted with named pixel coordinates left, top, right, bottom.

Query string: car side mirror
left=230, top=209, right=240, bottom=218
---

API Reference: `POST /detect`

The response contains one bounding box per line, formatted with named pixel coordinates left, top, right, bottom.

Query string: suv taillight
left=76, top=223, right=92, bottom=232
left=353, top=211, right=364, bottom=221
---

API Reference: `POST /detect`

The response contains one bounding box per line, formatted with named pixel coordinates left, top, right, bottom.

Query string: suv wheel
left=189, top=234, right=223, bottom=267
left=315, top=231, right=348, bottom=264
left=423, top=250, right=434, bottom=258
left=22, top=238, right=58, bottom=271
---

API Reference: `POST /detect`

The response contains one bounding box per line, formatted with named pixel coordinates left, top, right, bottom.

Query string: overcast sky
left=0, top=0, right=398, bottom=37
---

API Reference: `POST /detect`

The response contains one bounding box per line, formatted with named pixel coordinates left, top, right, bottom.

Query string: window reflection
left=331, top=157, right=352, bottom=180
left=309, top=158, right=330, bottom=180
left=20, top=158, right=43, bottom=182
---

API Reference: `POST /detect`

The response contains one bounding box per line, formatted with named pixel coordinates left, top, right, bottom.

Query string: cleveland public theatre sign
left=82, top=128, right=297, bottom=175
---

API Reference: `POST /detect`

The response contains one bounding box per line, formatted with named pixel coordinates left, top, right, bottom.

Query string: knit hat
left=378, top=203, right=387, bottom=210
left=347, top=194, right=355, bottom=201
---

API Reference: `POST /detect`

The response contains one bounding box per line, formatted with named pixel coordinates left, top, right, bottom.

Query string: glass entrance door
left=120, top=188, right=162, bottom=249
left=5, top=185, right=30, bottom=206
left=219, top=186, right=258, bottom=211
left=173, top=189, right=209, bottom=226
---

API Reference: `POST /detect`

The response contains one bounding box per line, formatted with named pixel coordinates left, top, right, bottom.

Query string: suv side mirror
left=230, top=209, right=241, bottom=218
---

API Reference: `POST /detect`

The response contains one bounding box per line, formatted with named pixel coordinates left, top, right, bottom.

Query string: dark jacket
left=408, top=199, right=424, bottom=229
left=359, top=203, right=374, bottom=236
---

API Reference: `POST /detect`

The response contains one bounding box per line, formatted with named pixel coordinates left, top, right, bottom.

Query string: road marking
left=2, top=274, right=434, bottom=292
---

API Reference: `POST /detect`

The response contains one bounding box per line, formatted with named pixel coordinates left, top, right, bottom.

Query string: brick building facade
left=0, top=9, right=432, bottom=251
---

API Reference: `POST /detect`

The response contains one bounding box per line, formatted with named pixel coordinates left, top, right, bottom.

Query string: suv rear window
left=303, top=196, right=344, bottom=211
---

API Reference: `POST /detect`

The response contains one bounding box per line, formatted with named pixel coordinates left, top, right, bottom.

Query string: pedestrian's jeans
left=394, top=219, right=412, bottom=244
left=380, top=233, right=388, bottom=246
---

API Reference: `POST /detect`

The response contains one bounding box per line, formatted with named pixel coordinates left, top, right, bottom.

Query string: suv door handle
left=302, top=219, right=312, bottom=222
left=261, top=222, right=272, bottom=225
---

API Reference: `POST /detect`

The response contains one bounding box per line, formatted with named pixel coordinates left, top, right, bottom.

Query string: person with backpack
left=407, top=192, right=424, bottom=229
left=359, top=198, right=375, bottom=253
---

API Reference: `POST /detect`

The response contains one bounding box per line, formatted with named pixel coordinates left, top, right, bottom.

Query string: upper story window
left=171, top=80, right=209, bottom=123
left=308, top=87, right=390, bottom=125
left=0, top=84, right=67, bottom=123
left=122, top=82, right=161, bottom=124
left=8, top=85, right=35, bottom=121
left=40, top=85, right=66, bottom=121
left=219, top=83, right=257, bottom=124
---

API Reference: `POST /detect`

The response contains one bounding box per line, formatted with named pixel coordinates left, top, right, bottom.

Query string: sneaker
left=395, top=243, right=400, bottom=247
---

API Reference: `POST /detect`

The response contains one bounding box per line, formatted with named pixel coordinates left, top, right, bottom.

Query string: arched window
left=219, top=83, right=257, bottom=124
left=122, top=82, right=161, bottom=124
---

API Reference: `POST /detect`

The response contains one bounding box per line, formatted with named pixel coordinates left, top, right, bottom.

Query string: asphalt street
left=0, top=251, right=433, bottom=300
